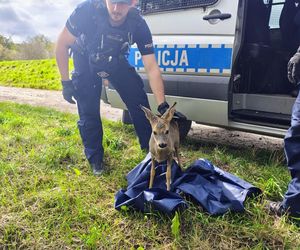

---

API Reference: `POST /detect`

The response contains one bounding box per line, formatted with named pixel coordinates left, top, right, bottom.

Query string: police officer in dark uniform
left=267, top=47, right=300, bottom=217
left=55, top=0, right=171, bottom=175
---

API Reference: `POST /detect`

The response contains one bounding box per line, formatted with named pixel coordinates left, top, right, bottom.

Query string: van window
left=140, top=0, right=218, bottom=15
left=268, top=0, right=285, bottom=29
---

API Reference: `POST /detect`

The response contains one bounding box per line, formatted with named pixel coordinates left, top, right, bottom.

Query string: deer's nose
left=158, top=143, right=167, bottom=148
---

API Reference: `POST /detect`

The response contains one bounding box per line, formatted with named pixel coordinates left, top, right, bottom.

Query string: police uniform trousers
left=72, top=51, right=151, bottom=165
left=283, top=87, right=300, bottom=217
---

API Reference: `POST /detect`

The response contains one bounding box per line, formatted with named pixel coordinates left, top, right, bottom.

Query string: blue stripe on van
left=128, top=44, right=232, bottom=74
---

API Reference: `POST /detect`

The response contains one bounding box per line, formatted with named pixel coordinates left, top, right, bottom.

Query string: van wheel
left=122, top=110, right=132, bottom=124
left=178, top=119, right=192, bottom=140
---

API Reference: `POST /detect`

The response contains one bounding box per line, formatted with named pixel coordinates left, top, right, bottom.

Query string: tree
left=0, top=35, right=14, bottom=50
left=0, top=35, right=16, bottom=60
left=19, top=35, right=55, bottom=60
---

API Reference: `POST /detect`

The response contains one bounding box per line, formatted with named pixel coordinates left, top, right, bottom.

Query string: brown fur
left=141, top=102, right=182, bottom=191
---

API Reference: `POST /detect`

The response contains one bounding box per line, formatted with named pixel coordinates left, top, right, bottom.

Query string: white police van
left=102, top=0, right=298, bottom=138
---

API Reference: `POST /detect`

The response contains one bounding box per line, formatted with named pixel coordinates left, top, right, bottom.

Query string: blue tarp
left=115, top=154, right=262, bottom=215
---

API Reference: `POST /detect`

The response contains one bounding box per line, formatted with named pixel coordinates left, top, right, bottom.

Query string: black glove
left=288, top=52, right=300, bottom=86
left=61, top=80, right=76, bottom=104
left=157, top=101, right=187, bottom=120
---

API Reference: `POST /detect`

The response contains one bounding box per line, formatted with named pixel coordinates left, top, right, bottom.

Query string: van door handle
left=203, top=13, right=231, bottom=21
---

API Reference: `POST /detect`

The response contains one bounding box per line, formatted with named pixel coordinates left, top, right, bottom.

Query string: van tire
left=122, top=110, right=132, bottom=124
left=178, top=119, right=192, bottom=140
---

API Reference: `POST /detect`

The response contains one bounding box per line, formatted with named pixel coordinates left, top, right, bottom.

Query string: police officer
left=267, top=47, right=300, bottom=217
left=55, top=0, right=172, bottom=175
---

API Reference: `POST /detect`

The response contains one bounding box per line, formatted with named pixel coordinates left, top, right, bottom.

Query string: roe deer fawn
left=140, top=102, right=182, bottom=191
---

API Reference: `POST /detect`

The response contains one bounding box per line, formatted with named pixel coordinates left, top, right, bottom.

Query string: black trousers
left=72, top=52, right=151, bottom=165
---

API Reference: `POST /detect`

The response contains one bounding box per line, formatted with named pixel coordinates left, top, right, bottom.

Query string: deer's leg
left=175, top=146, right=182, bottom=170
left=166, top=159, right=172, bottom=191
left=149, top=158, right=156, bottom=189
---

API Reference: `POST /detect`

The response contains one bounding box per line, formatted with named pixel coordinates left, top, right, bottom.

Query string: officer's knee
left=77, top=118, right=101, bottom=132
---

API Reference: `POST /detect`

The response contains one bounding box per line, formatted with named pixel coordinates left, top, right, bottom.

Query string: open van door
left=229, top=0, right=297, bottom=137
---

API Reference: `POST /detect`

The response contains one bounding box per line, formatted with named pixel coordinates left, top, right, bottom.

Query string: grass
left=0, top=102, right=299, bottom=249
left=0, top=59, right=73, bottom=90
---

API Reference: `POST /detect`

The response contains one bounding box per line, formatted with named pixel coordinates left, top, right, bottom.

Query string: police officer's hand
left=288, top=52, right=300, bottom=86
left=61, top=80, right=76, bottom=104
left=157, top=101, right=187, bottom=120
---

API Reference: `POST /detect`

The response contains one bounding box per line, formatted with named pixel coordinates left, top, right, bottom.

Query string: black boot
left=90, top=162, right=104, bottom=176
left=265, top=200, right=287, bottom=216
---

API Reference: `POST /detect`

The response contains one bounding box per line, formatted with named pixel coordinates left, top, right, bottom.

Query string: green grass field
left=0, top=59, right=73, bottom=90
left=0, top=60, right=299, bottom=248
left=0, top=102, right=299, bottom=249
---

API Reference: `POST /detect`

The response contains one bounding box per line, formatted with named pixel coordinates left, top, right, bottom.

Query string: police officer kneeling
left=55, top=0, right=177, bottom=175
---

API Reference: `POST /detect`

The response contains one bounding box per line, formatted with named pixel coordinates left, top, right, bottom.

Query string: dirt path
left=0, top=86, right=122, bottom=121
left=0, top=86, right=284, bottom=151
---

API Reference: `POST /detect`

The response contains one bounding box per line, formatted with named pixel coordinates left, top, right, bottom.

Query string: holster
left=89, top=53, right=126, bottom=78
left=70, top=34, right=87, bottom=56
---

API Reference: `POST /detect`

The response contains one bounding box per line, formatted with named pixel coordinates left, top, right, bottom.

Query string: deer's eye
left=165, top=130, right=169, bottom=135
left=153, top=131, right=157, bottom=135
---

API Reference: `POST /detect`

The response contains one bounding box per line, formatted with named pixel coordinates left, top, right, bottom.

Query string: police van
left=102, top=0, right=299, bottom=138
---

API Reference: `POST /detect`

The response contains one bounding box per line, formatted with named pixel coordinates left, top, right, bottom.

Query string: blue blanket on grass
left=114, top=154, right=261, bottom=215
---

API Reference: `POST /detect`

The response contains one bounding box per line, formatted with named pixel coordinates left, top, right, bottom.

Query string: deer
left=140, top=102, right=182, bottom=191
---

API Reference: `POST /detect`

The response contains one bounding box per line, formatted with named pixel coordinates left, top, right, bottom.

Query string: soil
left=0, top=86, right=284, bottom=151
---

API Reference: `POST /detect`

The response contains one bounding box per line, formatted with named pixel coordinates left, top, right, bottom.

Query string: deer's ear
left=140, top=105, right=158, bottom=123
left=161, top=102, right=176, bottom=122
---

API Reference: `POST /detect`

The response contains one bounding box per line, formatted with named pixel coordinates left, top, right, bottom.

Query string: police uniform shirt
left=66, top=0, right=154, bottom=56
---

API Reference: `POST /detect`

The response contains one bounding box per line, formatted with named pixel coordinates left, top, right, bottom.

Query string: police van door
left=105, top=0, right=239, bottom=127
